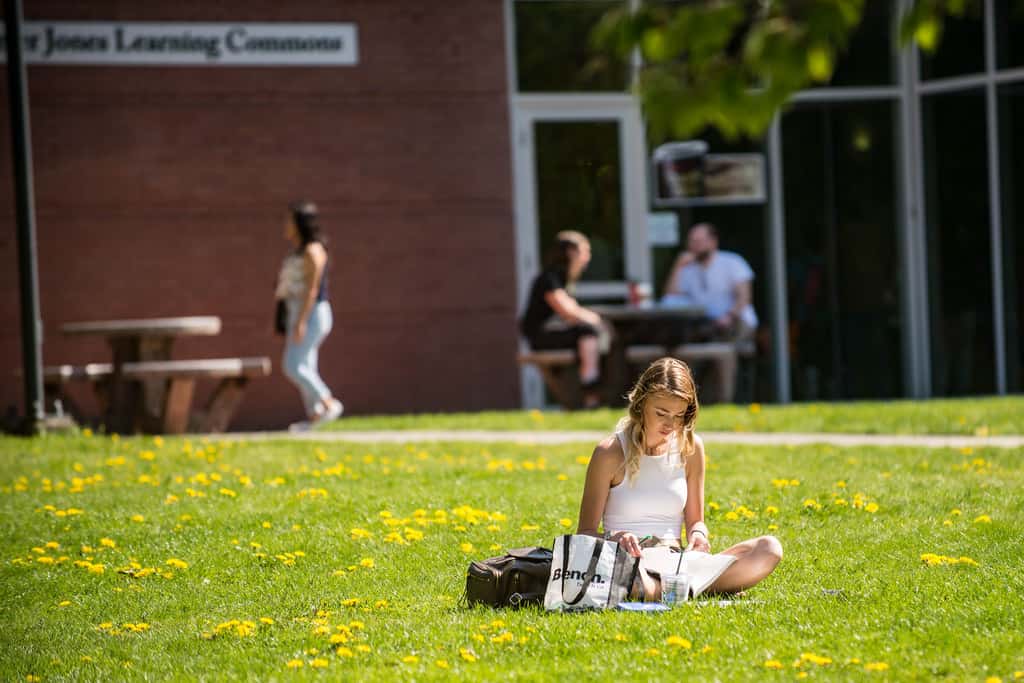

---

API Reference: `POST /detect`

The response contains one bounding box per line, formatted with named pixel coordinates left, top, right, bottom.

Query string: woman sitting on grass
left=576, top=357, right=782, bottom=599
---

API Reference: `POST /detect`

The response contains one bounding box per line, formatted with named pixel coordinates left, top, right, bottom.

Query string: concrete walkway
left=229, top=430, right=1024, bottom=449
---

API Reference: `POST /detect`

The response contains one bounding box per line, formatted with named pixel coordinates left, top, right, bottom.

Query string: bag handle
left=561, top=535, right=607, bottom=606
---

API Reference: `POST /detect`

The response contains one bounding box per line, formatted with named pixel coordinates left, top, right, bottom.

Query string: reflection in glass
left=998, top=83, right=1023, bottom=392
left=995, top=0, right=1024, bottom=70
left=534, top=121, right=624, bottom=281
left=922, top=91, right=994, bottom=396
left=919, top=6, right=985, bottom=80
left=781, top=101, right=902, bottom=400
left=515, top=1, right=628, bottom=93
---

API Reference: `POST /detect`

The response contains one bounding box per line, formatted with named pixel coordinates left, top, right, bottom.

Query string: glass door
left=512, top=96, right=650, bottom=406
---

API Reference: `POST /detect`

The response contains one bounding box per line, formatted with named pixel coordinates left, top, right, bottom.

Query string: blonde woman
left=576, top=357, right=781, bottom=599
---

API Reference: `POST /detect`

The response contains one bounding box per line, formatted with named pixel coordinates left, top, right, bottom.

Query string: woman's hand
left=611, top=532, right=643, bottom=558
left=291, top=320, right=307, bottom=344
left=686, top=531, right=711, bottom=553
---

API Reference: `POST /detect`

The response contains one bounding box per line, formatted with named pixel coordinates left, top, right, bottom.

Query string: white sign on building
left=0, top=22, right=359, bottom=66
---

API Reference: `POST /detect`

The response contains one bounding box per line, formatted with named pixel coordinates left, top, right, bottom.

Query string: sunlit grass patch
left=1, top=433, right=1022, bottom=680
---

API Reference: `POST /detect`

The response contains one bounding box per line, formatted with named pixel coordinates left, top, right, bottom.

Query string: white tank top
left=602, top=429, right=688, bottom=541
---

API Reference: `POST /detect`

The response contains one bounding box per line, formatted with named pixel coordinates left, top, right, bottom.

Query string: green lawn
left=2, top=432, right=1022, bottom=681
left=318, top=395, right=1024, bottom=435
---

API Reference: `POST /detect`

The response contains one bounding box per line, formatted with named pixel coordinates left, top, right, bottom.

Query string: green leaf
left=641, top=28, right=671, bottom=63
left=807, top=44, right=835, bottom=82
left=914, top=16, right=942, bottom=52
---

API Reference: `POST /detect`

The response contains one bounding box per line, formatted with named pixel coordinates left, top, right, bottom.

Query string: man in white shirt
left=661, top=222, right=757, bottom=401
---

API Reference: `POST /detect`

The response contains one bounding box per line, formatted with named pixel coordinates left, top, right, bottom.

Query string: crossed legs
left=633, top=535, right=783, bottom=601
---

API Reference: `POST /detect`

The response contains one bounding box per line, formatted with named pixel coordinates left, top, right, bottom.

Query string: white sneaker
left=321, top=398, right=344, bottom=421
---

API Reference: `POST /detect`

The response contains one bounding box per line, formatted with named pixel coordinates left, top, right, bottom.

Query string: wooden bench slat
left=40, top=364, right=113, bottom=381
left=122, top=357, right=272, bottom=379
left=516, top=350, right=576, bottom=367
left=624, top=345, right=667, bottom=365
left=671, top=342, right=738, bottom=361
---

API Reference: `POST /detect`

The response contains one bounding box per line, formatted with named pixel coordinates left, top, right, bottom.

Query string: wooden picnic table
left=61, top=316, right=222, bottom=433
left=589, top=303, right=709, bottom=404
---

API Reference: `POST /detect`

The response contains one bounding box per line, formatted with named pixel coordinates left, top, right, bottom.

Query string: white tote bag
left=544, top=534, right=638, bottom=611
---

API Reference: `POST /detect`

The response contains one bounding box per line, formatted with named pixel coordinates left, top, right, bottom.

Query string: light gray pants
left=283, top=300, right=334, bottom=417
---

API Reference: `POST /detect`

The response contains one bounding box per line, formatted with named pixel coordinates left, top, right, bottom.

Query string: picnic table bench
left=518, top=301, right=754, bottom=408
left=40, top=356, right=271, bottom=434
left=34, top=316, right=272, bottom=434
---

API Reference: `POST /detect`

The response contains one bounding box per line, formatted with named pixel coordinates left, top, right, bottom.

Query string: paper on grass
left=640, top=547, right=736, bottom=597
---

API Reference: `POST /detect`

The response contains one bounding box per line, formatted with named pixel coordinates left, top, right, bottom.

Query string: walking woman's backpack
left=465, top=546, right=553, bottom=608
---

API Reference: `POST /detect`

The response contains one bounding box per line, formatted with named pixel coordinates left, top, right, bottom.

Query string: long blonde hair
left=615, top=357, right=699, bottom=484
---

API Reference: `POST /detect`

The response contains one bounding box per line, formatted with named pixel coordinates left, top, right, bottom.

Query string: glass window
left=781, top=101, right=903, bottom=400
left=922, top=90, right=995, bottom=396
left=828, top=2, right=895, bottom=86
left=995, top=0, right=1024, bottom=70
left=919, top=7, right=985, bottom=80
left=534, top=120, right=625, bottom=281
left=998, top=82, right=1024, bottom=392
left=515, top=1, right=629, bottom=92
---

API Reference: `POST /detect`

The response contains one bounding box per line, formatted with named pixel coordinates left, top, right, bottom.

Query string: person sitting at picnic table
left=576, top=357, right=782, bottom=599
left=274, top=200, right=344, bottom=431
left=661, top=222, right=758, bottom=403
left=519, top=230, right=608, bottom=409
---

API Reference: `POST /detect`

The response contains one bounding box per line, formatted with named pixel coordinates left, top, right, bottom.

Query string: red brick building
left=0, top=2, right=521, bottom=429
left=4, top=3, right=1023, bottom=428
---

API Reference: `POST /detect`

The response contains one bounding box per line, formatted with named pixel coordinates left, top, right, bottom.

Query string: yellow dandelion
left=974, top=514, right=992, bottom=524
left=336, top=646, right=355, bottom=657
left=559, top=518, right=573, bottom=528
left=286, top=659, right=303, bottom=669
left=459, top=647, right=477, bottom=662
left=665, top=635, right=691, bottom=649
left=165, top=559, right=188, bottom=570
left=557, top=474, right=569, bottom=481
left=765, top=506, right=778, bottom=515
left=521, top=524, right=540, bottom=531
left=863, top=661, right=889, bottom=672
left=460, top=542, right=475, bottom=553
left=359, top=558, right=375, bottom=568
left=646, top=648, right=661, bottom=657
left=99, top=538, right=116, bottom=548
left=764, top=660, right=784, bottom=669
left=436, top=659, right=449, bottom=669
left=614, top=633, right=629, bottom=642
left=865, top=502, right=879, bottom=513
left=260, top=617, right=274, bottom=625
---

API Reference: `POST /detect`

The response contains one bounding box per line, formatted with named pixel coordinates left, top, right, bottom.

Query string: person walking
left=274, top=201, right=344, bottom=431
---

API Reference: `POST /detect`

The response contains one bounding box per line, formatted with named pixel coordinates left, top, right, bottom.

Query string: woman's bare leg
left=578, top=335, right=600, bottom=383
left=704, top=535, right=782, bottom=594
left=578, top=335, right=601, bottom=408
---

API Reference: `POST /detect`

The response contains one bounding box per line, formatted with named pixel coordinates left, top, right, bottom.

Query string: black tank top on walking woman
left=298, top=242, right=329, bottom=303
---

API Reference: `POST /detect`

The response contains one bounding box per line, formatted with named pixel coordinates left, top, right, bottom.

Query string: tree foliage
left=592, top=0, right=1018, bottom=140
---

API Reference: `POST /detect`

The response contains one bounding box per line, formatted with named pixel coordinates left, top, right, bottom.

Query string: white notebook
left=640, top=547, right=737, bottom=597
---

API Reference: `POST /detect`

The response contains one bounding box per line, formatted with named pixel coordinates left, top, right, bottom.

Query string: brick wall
left=0, top=1, right=520, bottom=429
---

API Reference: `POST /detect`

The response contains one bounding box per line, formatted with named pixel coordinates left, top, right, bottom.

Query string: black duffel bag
left=465, top=546, right=553, bottom=608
